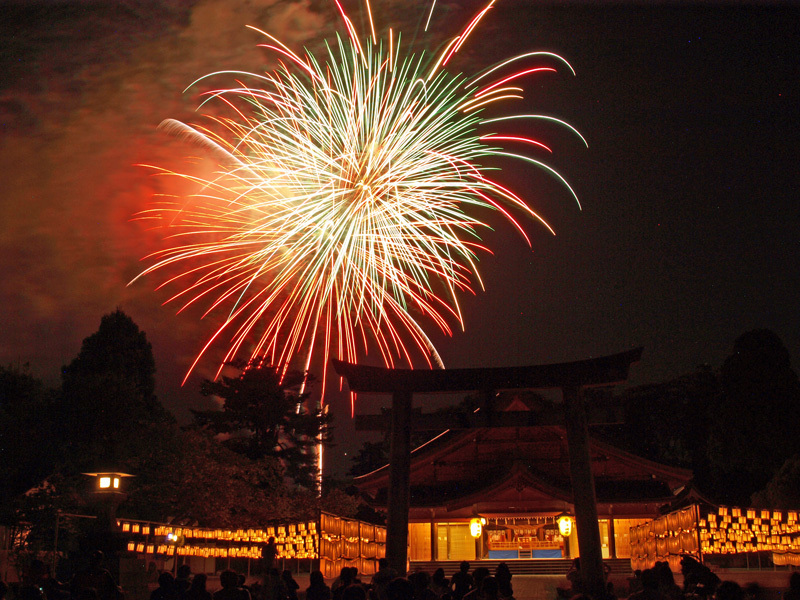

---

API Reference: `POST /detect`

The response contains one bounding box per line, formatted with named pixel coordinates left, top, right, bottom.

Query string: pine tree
left=194, top=359, right=333, bottom=489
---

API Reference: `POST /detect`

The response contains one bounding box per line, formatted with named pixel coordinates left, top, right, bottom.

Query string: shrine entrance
left=334, top=348, right=643, bottom=600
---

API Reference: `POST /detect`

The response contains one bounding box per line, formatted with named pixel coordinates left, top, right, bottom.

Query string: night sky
left=1, top=0, right=798, bottom=476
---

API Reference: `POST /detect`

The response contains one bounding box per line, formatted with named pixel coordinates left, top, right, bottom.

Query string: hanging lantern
left=558, top=515, right=574, bottom=537
left=470, top=517, right=485, bottom=538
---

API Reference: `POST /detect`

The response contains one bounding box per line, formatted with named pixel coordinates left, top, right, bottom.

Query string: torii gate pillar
left=563, top=385, right=606, bottom=600
left=386, top=390, right=412, bottom=575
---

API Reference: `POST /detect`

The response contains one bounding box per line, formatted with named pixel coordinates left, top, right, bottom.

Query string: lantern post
left=83, top=472, right=133, bottom=532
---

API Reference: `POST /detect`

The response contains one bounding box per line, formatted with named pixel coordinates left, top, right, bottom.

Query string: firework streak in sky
left=133, top=0, right=586, bottom=399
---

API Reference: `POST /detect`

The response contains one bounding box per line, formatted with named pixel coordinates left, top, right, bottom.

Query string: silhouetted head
left=386, top=578, right=414, bottom=600
left=641, top=569, right=659, bottom=591
left=220, top=570, right=239, bottom=589
left=495, top=563, right=511, bottom=582
left=309, top=571, right=326, bottom=588
left=744, top=582, right=763, bottom=600
left=653, top=561, right=675, bottom=586
left=158, top=572, right=175, bottom=589
left=717, top=581, right=744, bottom=600
left=480, top=577, right=498, bottom=599
left=411, top=572, right=431, bottom=590
left=342, top=584, right=367, bottom=600
left=472, top=568, right=490, bottom=586
left=190, top=575, right=208, bottom=591
left=680, top=555, right=700, bottom=575
left=459, top=561, right=470, bottom=573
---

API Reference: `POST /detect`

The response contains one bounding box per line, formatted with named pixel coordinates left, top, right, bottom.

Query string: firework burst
left=133, top=0, right=585, bottom=396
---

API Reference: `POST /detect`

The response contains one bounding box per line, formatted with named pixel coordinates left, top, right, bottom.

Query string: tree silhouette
left=194, top=359, right=333, bottom=489
left=0, top=364, right=59, bottom=523
left=707, top=329, right=800, bottom=504
left=752, top=454, right=800, bottom=510
left=348, top=440, right=390, bottom=478
left=597, top=366, right=719, bottom=476
left=121, top=425, right=317, bottom=526
left=59, top=308, right=173, bottom=470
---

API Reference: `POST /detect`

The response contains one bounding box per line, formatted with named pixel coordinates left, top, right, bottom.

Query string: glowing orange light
left=558, top=515, right=573, bottom=537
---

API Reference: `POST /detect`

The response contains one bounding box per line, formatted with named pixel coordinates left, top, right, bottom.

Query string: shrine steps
left=409, top=558, right=632, bottom=576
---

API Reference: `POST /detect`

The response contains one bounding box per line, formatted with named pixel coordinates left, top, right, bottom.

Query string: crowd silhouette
left=2, top=554, right=797, bottom=600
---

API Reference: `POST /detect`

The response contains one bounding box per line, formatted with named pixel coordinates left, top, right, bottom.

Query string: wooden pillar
left=386, top=390, right=413, bottom=575
left=563, top=385, right=606, bottom=600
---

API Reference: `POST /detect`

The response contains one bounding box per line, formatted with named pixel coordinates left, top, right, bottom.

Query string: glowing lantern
left=84, top=472, right=133, bottom=493
left=558, top=515, right=574, bottom=537
left=469, top=517, right=485, bottom=538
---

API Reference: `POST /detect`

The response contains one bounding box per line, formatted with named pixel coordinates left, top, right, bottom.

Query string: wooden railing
left=488, top=540, right=562, bottom=550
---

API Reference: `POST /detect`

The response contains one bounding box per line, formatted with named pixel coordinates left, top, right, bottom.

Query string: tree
left=707, top=329, right=800, bottom=504
left=121, top=425, right=318, bottom=526
left=63, top=308, right=158, bottom=399
left=1, top=313, right=341, bottom=570
left=194, top=359, right=333, bottom=489
left=752, top=454, right=800, bottom=509
left=0, top=311, right=184, bottom=561
left=58, top=309, right=174, bottom=471
left=348, top=440, right=390, bottom=478
left=596, top=366, right=720, bottom=480
left=0, top=364, right=60, bottom=523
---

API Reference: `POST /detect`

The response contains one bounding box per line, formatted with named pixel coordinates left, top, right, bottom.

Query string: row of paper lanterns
left=119, top=520, right=318, bottom=543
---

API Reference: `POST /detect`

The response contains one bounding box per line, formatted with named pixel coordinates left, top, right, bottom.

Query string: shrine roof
left=354, top=424, right=692, bottom=493
left=363, top=458, right=679, bottom=511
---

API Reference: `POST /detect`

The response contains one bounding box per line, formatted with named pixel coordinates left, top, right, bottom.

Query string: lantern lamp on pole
left=82, top=472, right=134, bottom=531
left=84, top=472, right=134, bottom=494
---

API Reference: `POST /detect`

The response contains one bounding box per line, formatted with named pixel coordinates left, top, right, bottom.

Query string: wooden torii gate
left=333, top=347, right=643, bottom=600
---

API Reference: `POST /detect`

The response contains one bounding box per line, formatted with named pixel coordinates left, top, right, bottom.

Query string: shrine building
left=353, top=393, right=693, bottom=564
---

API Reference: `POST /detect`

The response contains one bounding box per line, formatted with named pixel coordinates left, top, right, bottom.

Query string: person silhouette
left=305, top=571, right=331, bottom=600
left=185, top=575, right=212, bottom=600
left=150, top=572, right=178, bottom=600
left=449, top=563, right=472, bottom=600
left=70, top=551, right=123, bottom=600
